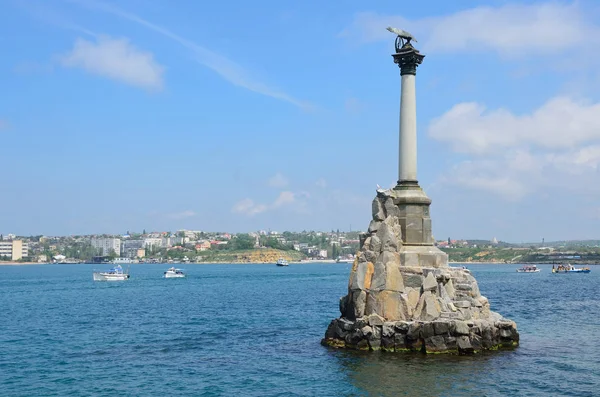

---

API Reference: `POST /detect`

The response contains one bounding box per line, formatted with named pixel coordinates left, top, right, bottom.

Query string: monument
left=321, top=28, right=519, bottom=354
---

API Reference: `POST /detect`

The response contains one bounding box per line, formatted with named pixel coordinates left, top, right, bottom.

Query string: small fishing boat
left=164, top=267, right=186, bottom=278
left=552, top=264, right=591, bottom=273
left=93, top=265, right=130, bottom=281
left=516, top=265, right=540, bottom=273
left=276, top=258, right=289, bottom=267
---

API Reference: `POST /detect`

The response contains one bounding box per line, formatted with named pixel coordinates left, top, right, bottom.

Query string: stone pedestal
left=322, top=189, right=519, bottom=354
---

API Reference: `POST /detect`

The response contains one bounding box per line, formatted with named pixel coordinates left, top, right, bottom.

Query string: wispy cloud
left=65, top=0, right=310, bottom=109
left=232, top=198, right=268, bottom=216
left=0, top=119, right=9, bottom=131
left=232, top=190, right=303, bottom=216
left=59, top=35, right=165, bottom=90
left=341, top=3, right=600, bottom=56
left=267, top=172, right=289, bottom=188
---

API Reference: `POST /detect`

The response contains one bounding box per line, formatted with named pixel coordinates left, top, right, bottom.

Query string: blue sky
left=2, top=0, right=600, bottom=242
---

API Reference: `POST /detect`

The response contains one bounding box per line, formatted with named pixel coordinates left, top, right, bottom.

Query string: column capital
left=392, top=44, right=425, bottom=76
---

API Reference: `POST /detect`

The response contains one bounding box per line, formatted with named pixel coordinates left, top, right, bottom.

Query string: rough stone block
left=422, top=272, right=437, bottom=291
left=372, top=197, right=385, bottom=221
left=406, top=322, right=421, bottom=341
left=421, top=322, right=435, bottom=339
left=394, top=321, right=410, bottom=333
left=453, top=320, right=470, bottom=336
left=457, top=336, right=474, bottom=354
left=394, top=333, right=408, bottom=350
left=352, top=290, right=366, bottom=319
left=368, top=220, right=381, bottom=233
left=368, top=314, right=385, bottom=326
left=382, top=322, right=396, bottom=337
left=425, top=335, right=447, bottom=352
left=433, top=320, right=450, bottom=335
left=369, top=235, right=382, bottom=253
left=384, top=198, right=399, bottom=217
left=403, top=273, right=423, bottom=288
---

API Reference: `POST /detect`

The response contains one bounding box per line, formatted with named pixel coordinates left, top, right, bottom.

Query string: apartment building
left=0, top=240, right=29, bottom=260
left=90, top=238, right=121, bottom=257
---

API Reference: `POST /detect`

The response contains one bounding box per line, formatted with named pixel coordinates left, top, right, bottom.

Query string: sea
left=0, top=263, right=598, bottom=396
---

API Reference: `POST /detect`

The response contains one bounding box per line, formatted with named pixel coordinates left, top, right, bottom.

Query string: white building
left=91, top=238, right=121, bottom=257
left=143, top=238, right=163, bottom=249
left=0, top=240, right=29, bottom=260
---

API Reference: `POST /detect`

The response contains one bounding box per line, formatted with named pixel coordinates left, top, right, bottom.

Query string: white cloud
left=232, top=199, right=268, bottom=216
left=430, top=97, right=600, bottom=199
left=315, top=178, right=327, bottom=188
left=341, top=3, right=600, bottom=56
left=60, top=36, right=164, bottom=90
left=273, top=191, right=295, bottom=207
left=66, top=0, right=310, bottom=108
left=232, top=190, right=304, bottom=216
left=267, top=172, right=289, bottom=188
left=429, top=97, right=600, bottom=155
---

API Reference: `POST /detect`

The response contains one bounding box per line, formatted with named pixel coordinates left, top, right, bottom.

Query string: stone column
left=393, top=43, right=424, bottom=187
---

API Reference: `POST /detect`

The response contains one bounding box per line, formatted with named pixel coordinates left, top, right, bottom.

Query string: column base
left=394, top=180, right=420, bottom=190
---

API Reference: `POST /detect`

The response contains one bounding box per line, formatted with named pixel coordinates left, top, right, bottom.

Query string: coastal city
left=1, top=230, right=599, bottom=265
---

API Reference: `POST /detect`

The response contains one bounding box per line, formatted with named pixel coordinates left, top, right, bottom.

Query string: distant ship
left=516, top=265, right=540, bottom=273
left=164, top=267, right=186, bottom=278
left=93, top=265, right=130, bottom=281
left=552, top=264, right=591, bottom=273
left=276, top=258, right=289, bottom=267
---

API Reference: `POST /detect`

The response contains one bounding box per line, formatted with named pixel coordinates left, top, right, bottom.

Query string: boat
left=164, top=267, right=186, bottom=278
left=516, top=265, right=541, bottom=273
left=276, top=258, right=289, bottom=267
left=93, top=265, right=130, bottom=281
left=552, top=264, right=591, bottom=273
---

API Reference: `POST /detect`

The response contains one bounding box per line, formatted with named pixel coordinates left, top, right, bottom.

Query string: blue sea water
left=0, top=263, right=598, bottom=396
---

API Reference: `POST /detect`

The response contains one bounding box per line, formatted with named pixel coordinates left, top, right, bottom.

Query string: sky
left=2, top=0, right=600, bottom=242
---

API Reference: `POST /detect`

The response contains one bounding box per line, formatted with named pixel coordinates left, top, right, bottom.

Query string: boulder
left=453, top=320, right=470, bottom=336
left=457, top=336, right=474, bottom=354
left=368, top=220, right=381, bottom=233
left=352, top=290, right=366, bottom=319
left=377, top=222, right=399, bottom=252
left=382, top=322, right=396, bottom=337
left=368, top=313, right=385, bottom=326
left=372, top=197, right=385, bottom=221
left=425, top=335, right=447, bottom=352
left=360, top=325, right=373, bottom=338
left=403, top=274, right=423, bottom=288
left=422, top=272, right=437, bottom=292
left=369, top=235, right=382, bottom=253
left=433, top=320, right=450, bottom=335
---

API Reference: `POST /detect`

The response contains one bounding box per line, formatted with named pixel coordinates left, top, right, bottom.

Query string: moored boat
left=552, top=264, right=591, bottom=273
left=164, top=267, right=186, bottom=278
left=516, top=265, right=540, bottom=273
left=93, top=265, right=130, bottom=281
left=276, top=258, right=289, bottom=267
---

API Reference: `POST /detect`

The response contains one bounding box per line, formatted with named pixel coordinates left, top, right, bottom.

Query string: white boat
left=516, top=265, right=540, bottom=273
left=552, top=264, right=591, bottom=274
left=164, top=267, right=186, bottom=278
left=276, top=258, right=289, bottom=267
left=93, top=265, right=130, bottom=281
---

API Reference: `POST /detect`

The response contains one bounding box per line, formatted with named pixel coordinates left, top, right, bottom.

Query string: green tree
left=230, top=234, right=255, bottom=250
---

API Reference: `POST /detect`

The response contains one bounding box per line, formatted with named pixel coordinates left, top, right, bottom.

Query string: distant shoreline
left=2, top=261, right=596, bottom=267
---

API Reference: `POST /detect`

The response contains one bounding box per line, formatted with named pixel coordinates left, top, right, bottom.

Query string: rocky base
left=322, top=188, right=519, bottom=354
left=322, top=316, right=519, bottom=354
